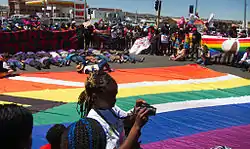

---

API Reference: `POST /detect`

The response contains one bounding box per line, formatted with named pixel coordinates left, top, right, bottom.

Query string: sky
left=1, top=0, right=249, bottom=20
left=88, top=0, right=250, bottom=20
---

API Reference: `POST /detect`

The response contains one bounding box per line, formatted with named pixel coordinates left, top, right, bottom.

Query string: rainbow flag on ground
left=1, top=64, right=250, bottom=149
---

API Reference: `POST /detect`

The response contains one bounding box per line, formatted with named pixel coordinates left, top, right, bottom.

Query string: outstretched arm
left=119, top=108, right=149, bottom=149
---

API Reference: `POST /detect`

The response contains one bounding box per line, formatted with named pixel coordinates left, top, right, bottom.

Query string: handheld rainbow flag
left=202, top=35, right=250, bottom=53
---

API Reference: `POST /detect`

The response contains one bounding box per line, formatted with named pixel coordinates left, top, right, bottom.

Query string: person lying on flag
left=121, top=50, right=145, bottom=63
left=37, top=55, right=51, bottom=69
left=76, top=58, right=113, bottom=74
left=0, top=53, right=14, bottom=78
left=65, top=49, right=86, bottom=65
left=24, top=57, right=43, bottom=70
left=7, top=57, right=26, bottom=71
left=36, top=51, right=54, bottom=69
left=49, top=51, right=68, bottom=67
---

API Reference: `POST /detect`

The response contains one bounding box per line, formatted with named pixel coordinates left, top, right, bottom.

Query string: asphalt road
left=17, top=55, right=250, bottom=79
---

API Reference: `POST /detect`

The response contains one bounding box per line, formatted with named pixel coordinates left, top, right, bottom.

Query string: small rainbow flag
left=0, top=64, right=250, bottom=149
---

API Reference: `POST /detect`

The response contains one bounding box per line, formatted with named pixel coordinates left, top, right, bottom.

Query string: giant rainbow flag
left=1, top=64, right=250, bottom=148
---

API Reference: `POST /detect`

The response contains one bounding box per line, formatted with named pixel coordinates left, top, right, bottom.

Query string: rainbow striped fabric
left=1, top=64, right=250, bottom=149
left=202, top=36, right=250, bottom=52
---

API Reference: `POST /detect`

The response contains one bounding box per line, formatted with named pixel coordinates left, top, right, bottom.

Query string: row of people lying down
left=0, top=49, right=145, bottom=77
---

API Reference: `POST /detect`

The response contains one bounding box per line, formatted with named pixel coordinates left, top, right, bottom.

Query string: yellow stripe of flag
left=2, top=78, right=250, bottom=103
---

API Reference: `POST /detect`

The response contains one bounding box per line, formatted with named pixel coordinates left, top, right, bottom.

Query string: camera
left=139, top=103, right=157, bottom=116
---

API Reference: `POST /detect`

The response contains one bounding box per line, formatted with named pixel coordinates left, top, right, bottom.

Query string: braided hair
left=61, top=118, right=106, bottom=149
left=0, top=104, right=33, bottom=149
left=77, top=71, right=117, bottom=117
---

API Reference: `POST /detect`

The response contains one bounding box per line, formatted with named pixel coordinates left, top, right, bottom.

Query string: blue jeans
left=9, top=61, right=25, bottom=70
left=123, top=55, right=140, bottom=62
left=70, top=55, right=85, bottom=63
left=95, top=55, right=110, bottom=62
left=196, top=58, right=209, bottom=65
left=98, top=59, right=108, bottom=70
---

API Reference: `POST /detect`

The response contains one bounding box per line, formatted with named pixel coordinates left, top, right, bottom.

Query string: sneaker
left=108, top=69, right=115, bottom=72
left=139, top=57, right=145, bottom=62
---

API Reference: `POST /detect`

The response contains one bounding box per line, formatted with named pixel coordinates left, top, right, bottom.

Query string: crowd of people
left=0, top=16, right=77, bottom=32
left=1, top=14, right=250, bottom=77
left=1, top=15, right=244, bottom=149
left=1, top=23, right=250, bottom=78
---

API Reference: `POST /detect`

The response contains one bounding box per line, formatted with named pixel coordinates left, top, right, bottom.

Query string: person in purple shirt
left=24, top=57, right=42, bottom=70
left=7, top=58, right=25, bottom=71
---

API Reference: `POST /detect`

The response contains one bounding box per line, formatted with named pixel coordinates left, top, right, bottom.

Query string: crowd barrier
left=0, top=30, right=78, bottom=54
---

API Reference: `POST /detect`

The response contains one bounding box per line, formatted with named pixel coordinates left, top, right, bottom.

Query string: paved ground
left=17, top=55, right=250, bottom=79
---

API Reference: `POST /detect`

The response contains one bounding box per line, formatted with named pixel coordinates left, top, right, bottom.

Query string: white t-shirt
left=49, top=52, right=60, bottom=58
left=161, top=34, right=169, bottom=44
left=241, top=52, right=250, bottom=64
left=3, top=62, right=10, bottom=69
left=83, top=64, right=100, bottom=74
left=87, top=106, right=128, bottom=149
left=111, top=31, right=118, bottom=39
left=60, top=51, right=68, bottom=58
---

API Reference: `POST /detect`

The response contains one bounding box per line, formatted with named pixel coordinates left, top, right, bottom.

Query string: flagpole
left=195, top=0, right=198, bottom=14
left=243, top=0, right=247, bottom=30
left=84, top=0, right=87, bottom=22
left=74, top=0, right=76, bottom=20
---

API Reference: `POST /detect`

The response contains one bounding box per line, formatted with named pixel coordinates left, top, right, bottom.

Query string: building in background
left=0, top=5, right=9, bottom=17
left=9, top=0, right=43, bottom=16
left=8, top=0, right=85, bottom=23
left=89, top=8, right=125, bottom=23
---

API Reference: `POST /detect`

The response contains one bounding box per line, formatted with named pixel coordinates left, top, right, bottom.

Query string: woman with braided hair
left=60, top=118, right=107, bottom=149
left=77, top=71, right=149, bottom=149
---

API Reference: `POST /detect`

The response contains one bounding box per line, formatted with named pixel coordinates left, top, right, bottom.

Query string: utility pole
left=84, top=0, right=87, bottom=22
left=83, top=0, right=87, bottom=50
left=156, top=0, right=162, bottom=29
left=195, top=0, right=198, bottom=14
left=135, top=9, right=138, bottom=24
left=73, top=0, right=76, bottom=20
left=243, top=0, right=247, bottom=30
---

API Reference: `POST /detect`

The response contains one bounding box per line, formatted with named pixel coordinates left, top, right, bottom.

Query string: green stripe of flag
left=33, top=85, right=250, bottom=126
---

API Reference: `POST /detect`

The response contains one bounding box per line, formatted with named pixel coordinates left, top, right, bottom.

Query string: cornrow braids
left=61, top=118, right=106, bottom=149
left=77, top=71, right=116, bottom=117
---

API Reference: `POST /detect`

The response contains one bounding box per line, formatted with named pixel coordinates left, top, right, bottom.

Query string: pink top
left=148, top=32, right=153, bottom=40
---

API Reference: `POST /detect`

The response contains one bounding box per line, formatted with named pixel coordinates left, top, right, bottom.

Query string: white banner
left=129, top=36, right=151, bottom=55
